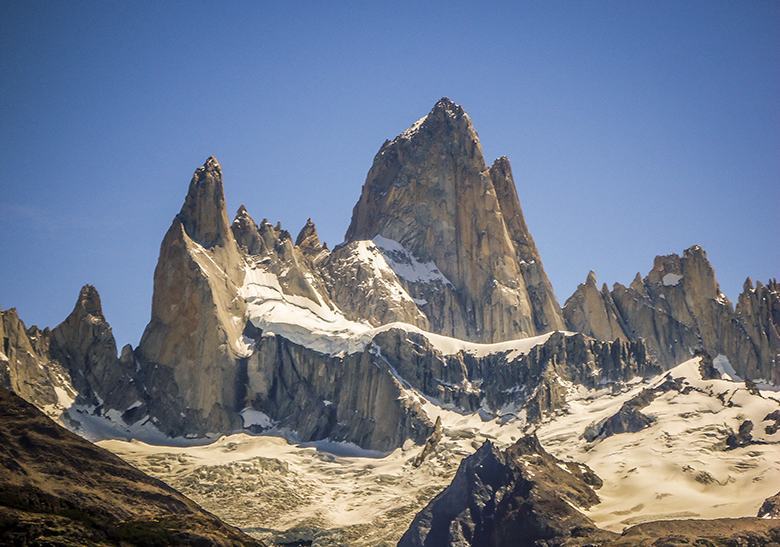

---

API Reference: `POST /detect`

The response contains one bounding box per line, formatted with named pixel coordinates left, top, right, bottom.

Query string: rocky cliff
left=0, top=285, right=143, bottom=430
left=136, top=157, right=249, bottom=437
left=563, top=246, right=777, bottom=382
left=398, top=435, right=615, bottom=547
left=345, top=98, right=565, bottom=343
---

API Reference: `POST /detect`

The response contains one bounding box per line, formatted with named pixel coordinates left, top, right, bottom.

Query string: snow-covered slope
left=538, top=357, right=780, bottom=531
left=99, top=356, right=780, bottom=545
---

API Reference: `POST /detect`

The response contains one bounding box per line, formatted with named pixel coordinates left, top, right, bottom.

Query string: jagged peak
left=295, top=218, right=323, bottom=256
left=491, top=155, right=511, bottom=172
left=75, top=284, right=104, bottom=321
left=586, top=270, right=598, bottom=286
left=179, top=156, right=232, bottom=248
left=744, top=277, right=754, bottom=292
left=683, top=244, right=706, bottom=260
left=432, top=96, right=464, bottom=117
left=195, top=155, right=221, bottom=178
left=232, top=204, right=256, bottom=227
left=396, top=97, right=474, bottom=143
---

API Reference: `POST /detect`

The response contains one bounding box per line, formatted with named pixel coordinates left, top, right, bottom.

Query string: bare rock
left=736, top=277, right=780, bottom=384
left=322, top=240, right=429, bottom=329
left=345, top=98, right=564, bottom=343
left=136, top=156, right=247, bottom=437
left=50, top=285, right=140, bottom=411
left=398, top=435, right=615, bottom=547
left=295, top=217, right=325, bottom=258
left=563, top=271, right=629, bottom=342
left=565, top=246, right=767, bottom=380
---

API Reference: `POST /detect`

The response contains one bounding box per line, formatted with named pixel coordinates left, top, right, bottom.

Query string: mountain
left=345, top=98, right=565, bottom=343
left=1, top=285, right=144, bottom=434
left=0, top=384, right=263, bottom=547
left=563, top=246, right=779, bottom=383
left=0, top=98, right=777, bottom=545
left=398, top=357, right=780, bottom=546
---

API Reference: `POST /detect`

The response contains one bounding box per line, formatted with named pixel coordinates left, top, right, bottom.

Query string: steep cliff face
left=50, top=285, right=141, bottom=411
left=398, top=435, right=613, bottom=547
left=562, top=271, right=629, bottom=343
left=0, top=306, right=73, bottom=412
left=563, top=246, right=774, bottom=382
left=1, top=286, right=143, bottom=429
left=736, top=278, right=780, bottom=384
left=345, top=98, right=564, bottom=343
left=136, top=157, right=248, bottom=436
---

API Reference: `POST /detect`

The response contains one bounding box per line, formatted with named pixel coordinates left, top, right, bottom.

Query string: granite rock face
left=397, top=435, right=615, bottom=547
left=736, top=278, right=780, bottom=384
left=563, top=246, right=777, bottom=381
left=131, top=158, right=443, bottom=449
left=0, top=306, right=73, bottom=412
left=136, top=157, right=248, bottom=437
left=322, top=240, right=430, bottom=329
left=1, top=286, right=142, bottom=427
left=243, top=333, right=434, bottom=452
left=345, top=98, right=565, bottom=343
left=50, top=285, right=141, bottom=411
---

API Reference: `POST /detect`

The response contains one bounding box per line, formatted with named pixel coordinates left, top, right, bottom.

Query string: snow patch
left=662, top=273, right=683, bottom=286
left=373, top=236, right=453, bottom=286
left=713, top=354, right=742, bottom=381
left=240, top=408, right=274, bottom=429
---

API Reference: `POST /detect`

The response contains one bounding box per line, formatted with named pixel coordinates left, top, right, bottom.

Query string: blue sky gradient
left=1, top=1, right=778, bottom=349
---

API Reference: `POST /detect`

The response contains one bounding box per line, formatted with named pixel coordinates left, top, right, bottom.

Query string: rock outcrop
left=398, top=435, right=615, bottom=547
left=1, top=286, right=142, bottom=429
left=370, top=329, right=658, bottom=421
left=563, top=246, right=776, bottom=381
left=736, top=278, right=780, bottom=384
left=0, top=305, right=74, bottom=413
left=136, top=157, right=248, bottom=437
left=50, top=285, right=141, bottom=411
left=322, top=240, right=430, bottom=329
left=345, top=98, right=565, bottom=343
left=243, top=333, right=434, bottom=452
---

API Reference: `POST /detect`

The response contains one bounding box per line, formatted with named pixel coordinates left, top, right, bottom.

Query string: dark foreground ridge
left=0, top=385, right=263, bottom=547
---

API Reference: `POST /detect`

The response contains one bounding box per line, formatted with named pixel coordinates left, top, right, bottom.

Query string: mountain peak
left=295, top=218, right=323, bottom=257
left=345, top=100, right=564, bottom=341
left=74, top=284, right=104, bottom=321
left=178, top=156, right=232, bottom=248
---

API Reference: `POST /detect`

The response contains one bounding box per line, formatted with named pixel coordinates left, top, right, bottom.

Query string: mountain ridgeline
left=1, top=98, right=777, bottom=453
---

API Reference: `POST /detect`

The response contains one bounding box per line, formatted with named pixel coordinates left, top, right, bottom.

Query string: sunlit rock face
left=345, top=98, right=565, bottom=343
left=136, top=157, right=248, bottom=437
left=564, top=245, right=778, bottom=381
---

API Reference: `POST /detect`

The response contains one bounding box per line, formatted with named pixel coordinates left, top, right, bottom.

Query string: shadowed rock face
left=345, top=98, right=564, bottom=343
left=50, top=285, right=141, bottom=410
left=564, top=246, right=778, bottom=382
left=0, top=385, right=263, bottom=547
left=1, top=285, right=143, bottom=425
left=398, top=434, right=780, bottom=547
left=397, top=435, right=614, bottom=547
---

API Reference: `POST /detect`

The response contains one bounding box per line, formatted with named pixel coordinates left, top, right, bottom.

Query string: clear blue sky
left=1, top=1, right=778, bottom=349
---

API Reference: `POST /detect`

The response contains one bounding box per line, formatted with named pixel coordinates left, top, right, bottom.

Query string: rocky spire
left=295, top=218, right=324, bottom=257
left=137, top=157, right=247, bottom=437
left=563, top=271, right=629, bottom=343
left=232, top=204, right=266, bottom=255
left=178, top=156, right=233, bottom=249
left=344, top=98, right=564, bottom=342
left=50, top=285, right=141, bottom=410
